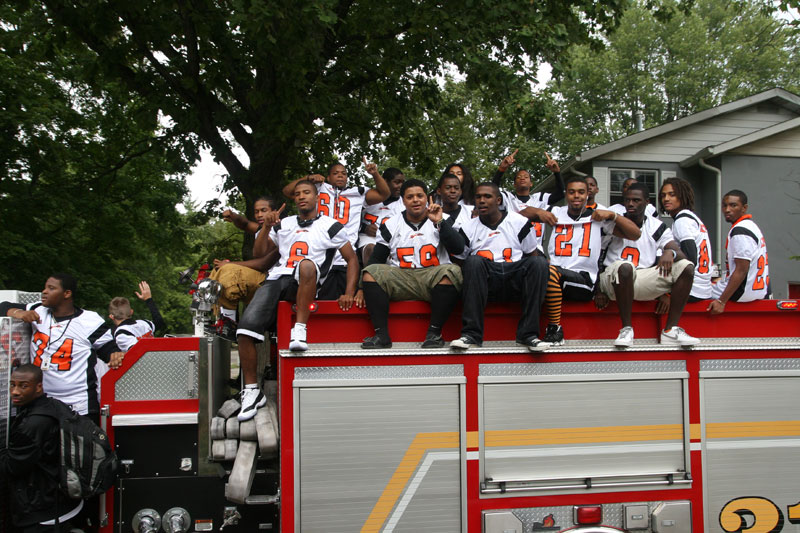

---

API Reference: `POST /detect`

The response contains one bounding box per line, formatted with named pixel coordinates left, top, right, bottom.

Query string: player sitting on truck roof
left=359, top=179, right=465, bottom=349
left=0, top=273, right=125, bottom=419
left=708, top=189, right=770, bottom=314
left=660, top=177, right=713, bottom=302
left=358, top=167, right=406, bottom=265
left=450, top=182, right=550, bottom=352
left=595, top=183, right=699, bottom=348
left=282, top=158, right=391, bottom=297
left=235, top=180, right=362, bottom=421
left=209, top=196, right=280, bottom=340
left=542, top=176, right=641, bottom=346
left=492, top=149, right=565, bottom=213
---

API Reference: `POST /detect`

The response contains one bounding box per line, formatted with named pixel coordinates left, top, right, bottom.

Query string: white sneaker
left=450, top=336, right=479, bottom=350
left=660, top=327, right=700, bottom=347
left=615, top=326, right=634, bottom=348
left=237, top=387, right=266, bottom=421
left=289, top=323, right=308, bottom=351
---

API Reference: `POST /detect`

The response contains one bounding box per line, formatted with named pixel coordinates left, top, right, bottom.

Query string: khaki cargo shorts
left=210, top=263, right=266, bottom=309
left=363, top=263, right=463, bottom=301
left=598, top=258, right=693, bottom=301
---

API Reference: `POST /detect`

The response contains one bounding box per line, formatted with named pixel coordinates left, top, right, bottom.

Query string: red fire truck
left=3, top=296, right=800, bottom=532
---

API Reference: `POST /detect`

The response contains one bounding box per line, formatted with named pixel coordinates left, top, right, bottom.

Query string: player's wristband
left=669, top=249, right=677, bottom=259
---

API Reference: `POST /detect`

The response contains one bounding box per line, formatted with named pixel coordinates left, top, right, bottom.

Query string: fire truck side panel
left=700, top=360, right=800, bottom=532
left=479, top=361, right=689, bottom=496
left=295, top=367, right=465, bottom=532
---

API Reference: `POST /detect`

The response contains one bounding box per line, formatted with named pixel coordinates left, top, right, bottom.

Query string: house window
left=609, top=169, right=658, bottom=209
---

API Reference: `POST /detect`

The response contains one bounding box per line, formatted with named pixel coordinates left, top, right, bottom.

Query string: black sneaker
left=361, top=335, right=392, bottom=349
left=421, top=332, right=445, bottom=349
left=542, top=324, right=564, bottom=346
left=517, top=337, right=548, bottom=352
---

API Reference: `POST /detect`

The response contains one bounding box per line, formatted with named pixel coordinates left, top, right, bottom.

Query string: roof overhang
left=679, top=115, right=800, bottom=168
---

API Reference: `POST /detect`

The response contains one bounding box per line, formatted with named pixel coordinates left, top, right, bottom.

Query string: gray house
left=556, top=88, right=800, bottom=299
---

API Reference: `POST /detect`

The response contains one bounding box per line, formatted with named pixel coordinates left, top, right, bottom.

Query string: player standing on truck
left=235, top=180, right=361, bottom=421
left=359, top=179, right=465, bottom=349
left=595, top=183, right=699, bottom=348
left=708, top=189, right=770, bottom=314
left=0, top=273, right=124, bottom=419
left=450, top=182, right=550, bottom=352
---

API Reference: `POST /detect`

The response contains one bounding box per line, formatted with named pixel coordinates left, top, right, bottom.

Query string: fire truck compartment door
left=294, top=364, right=465, bottom=533
left=479, top=361, right=689, bottom=495
left=700, top=359, right=800, bottom=533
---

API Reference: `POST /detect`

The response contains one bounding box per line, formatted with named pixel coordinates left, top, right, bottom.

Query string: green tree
left=37, top=0, right=624, bottom=216
left=0, top=3, right=195, bottom=329
left=547, top=0, right=800, bottom=157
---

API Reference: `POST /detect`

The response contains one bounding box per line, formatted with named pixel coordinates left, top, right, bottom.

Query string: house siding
left=718, top=154, right=800, bottom=299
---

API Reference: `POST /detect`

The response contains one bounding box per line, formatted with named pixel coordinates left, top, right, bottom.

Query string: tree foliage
left=547, top=0, right=800, bottom=158
left=37, top=0, right=624, bottom=216
left=0, top=2, right=195, bottom=329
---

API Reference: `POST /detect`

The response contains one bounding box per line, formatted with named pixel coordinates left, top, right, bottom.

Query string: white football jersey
left=267, top=214, right=349, bottom=281
left=671, top=209, right=713, bottom=299
left=457, top=211, right=541, bottom=262
left=445, top=204, right=474, bottom=231
left=548, top=206, right=615, bottom=282
left=604, top=216, right=673, bottom=269
left=114, top=319, right=156, bottom=352
left=316, top=182, right=368, bottom=249
left=500, top=190, right=551, bottom=212
left=377, top=212, right=453, bottom=268
left=713, top=215, right=769, bottom=302
left=358, top=197, right=403, bottom=247
left=26, top=304, right=115, bottom=414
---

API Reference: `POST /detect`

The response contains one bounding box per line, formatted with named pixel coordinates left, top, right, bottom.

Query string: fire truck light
left=309, top=302, right=318, bottom=312
left=776, top=300, right=798, bottom=310
left=574, top=505, right=603, bottom=525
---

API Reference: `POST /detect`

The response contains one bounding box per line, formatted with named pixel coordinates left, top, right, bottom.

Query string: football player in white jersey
left=435, top=173, right=474, bottom=231
left=235, top=180, right=362, bottom=420
left=283, top=159, right=390, bottom=297
left=585, top=175, right=605, bottom=210
left=1, top=273, right=124, bottom=418
left=543, top=175, right=641, bottom=345
left=609, top=177, right=658, bottom=218
left=708, top=190, right=770, bottom=314
left=492, top=150, right=565, bottom=213
left=439, top=163, right=476, bottom=205
left=358, top=167, right=406, bottom=264
left=359, top=179, right=465, bottom=349
left=660, top=178, right=713, bottom=301
left=450, top=182, right=550, bottom=352
left=596, top=183, right=699, bottom=347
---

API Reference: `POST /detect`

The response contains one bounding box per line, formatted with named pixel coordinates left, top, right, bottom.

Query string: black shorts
left=555, top=267, right=594, bottom=302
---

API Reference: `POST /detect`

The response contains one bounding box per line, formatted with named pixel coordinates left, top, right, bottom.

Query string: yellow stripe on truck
left=361, top=421, right=800, bottom=532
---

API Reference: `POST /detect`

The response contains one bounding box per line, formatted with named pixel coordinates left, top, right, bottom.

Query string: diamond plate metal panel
left=294, top=364, right=463, bottom=381
left=506, top=502, right=659, bottom=531
left=480, top=360, right=685, bottom=377
left=115, top=350, right=198, bottom=401
left=700, top=358, right=800, bottom=372
left=15, top=291, right=42, bottom=305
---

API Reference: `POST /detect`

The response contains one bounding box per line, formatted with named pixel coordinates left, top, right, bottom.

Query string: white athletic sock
left=244, top=383, right=257, bottom=389
left=294, top=323, right=307, bottom=331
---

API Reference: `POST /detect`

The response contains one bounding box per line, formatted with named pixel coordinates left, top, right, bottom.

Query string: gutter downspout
left=698, top=157, right=722, bottom=270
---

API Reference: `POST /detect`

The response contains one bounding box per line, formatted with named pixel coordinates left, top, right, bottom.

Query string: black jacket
left=0, top=395, right=80, bottom=526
